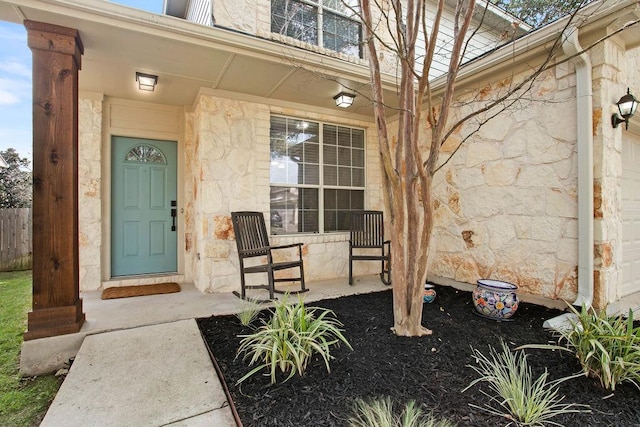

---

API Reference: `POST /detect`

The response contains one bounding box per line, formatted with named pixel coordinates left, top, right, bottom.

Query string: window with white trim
left=270, top=116, right=365, bottom=234
left=271, top=0, right=363, bottom=58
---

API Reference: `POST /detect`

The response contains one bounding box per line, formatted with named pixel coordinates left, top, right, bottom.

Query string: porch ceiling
left=0, top=0, right=391, bottom=119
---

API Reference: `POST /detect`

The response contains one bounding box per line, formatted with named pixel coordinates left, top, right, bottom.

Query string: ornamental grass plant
left=541, top=304, right=640, bottom=391
left=464, top=340, right=588, bottom=426
left=234, top=297, right=261, bottom=327
left=349, top=397, right=456, bottom=427
left=236, top=294, right=352, bottom=384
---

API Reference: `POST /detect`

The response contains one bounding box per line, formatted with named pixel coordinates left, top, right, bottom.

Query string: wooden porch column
left=24, top=21, right=85, bottom=340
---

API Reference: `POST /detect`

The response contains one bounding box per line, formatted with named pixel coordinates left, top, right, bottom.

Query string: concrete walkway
left=37, top=276, right=389, bottom=426
left=40, top=320, right=235, bottom=427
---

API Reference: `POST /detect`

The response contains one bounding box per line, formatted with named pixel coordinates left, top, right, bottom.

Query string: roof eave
left=431, top=0, right=639, bottom=91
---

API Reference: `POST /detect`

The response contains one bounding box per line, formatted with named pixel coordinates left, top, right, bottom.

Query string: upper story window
left=270, top=116, right=365, bottom=235
left=271, top=0, right=362, bottom=58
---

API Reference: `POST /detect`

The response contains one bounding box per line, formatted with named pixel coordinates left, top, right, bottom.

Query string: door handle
left=171, top=200, right=177, bottom=231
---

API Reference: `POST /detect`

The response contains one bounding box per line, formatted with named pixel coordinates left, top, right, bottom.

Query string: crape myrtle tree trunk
left=359, top=0, right=476, bottom=336
left=355, top=0, right=637, bottom=336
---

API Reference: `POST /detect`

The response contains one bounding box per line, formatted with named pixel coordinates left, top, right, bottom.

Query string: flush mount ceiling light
left=136, top=72, right=158, bottom=92
left=612, top=88, right=638, bottom=130
left=334, top=92, right=355, bottom=108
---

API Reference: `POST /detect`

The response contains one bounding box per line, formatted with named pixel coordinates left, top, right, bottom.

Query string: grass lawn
left=0, top=271, right=62, bottom=426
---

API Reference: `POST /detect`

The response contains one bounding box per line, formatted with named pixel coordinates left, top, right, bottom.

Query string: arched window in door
left=124, top=145, right=167, bottom=164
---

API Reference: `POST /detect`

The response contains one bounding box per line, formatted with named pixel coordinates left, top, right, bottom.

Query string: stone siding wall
left=78, top=95, right=103, bottom=291
left=592, top=40, right=639, bottom=307
left=183, top=111, right=196, bottom=283
left=185, top=92, right=384, bottom=292
left=428, top=66, right=581, bottom=301
left=626, top=48, right=640, bottom=94
left=186, top=95, right=270, bottom=292
left=213, top=0, right=261, bottom=34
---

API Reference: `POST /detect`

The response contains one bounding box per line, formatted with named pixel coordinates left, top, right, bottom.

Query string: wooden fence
left=0, top=208, right=32, bottom=271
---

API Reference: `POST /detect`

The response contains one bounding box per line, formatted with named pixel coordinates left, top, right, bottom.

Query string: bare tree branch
left=436, top=8, right=640, bottom=170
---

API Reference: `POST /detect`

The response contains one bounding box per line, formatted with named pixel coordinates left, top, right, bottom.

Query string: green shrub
left=349, top=397, right=456, bottom=427
left=542, top=305, right=640, bottom=391
left=236, top=295, right=352, bottom=384
left=464, top=340, right=588, bottom=426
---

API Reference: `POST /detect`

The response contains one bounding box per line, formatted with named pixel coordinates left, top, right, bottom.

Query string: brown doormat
left=101, top=283, right=181, bottom=300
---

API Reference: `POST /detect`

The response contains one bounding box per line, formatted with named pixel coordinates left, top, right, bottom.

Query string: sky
left=0, top=1, right=164, bottom=163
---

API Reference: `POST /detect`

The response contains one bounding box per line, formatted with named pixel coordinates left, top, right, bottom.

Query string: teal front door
left=111, top=137, right=177, bottom=277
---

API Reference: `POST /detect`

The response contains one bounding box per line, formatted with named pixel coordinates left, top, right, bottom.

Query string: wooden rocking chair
left=349, top=210, right=391, bottom=285
left=231, top=211, right=308, bottom=301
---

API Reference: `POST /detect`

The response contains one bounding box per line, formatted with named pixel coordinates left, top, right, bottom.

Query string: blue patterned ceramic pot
left=472, top=279, right=518, bottom=320
left=423, top=284, right=436, bottom=303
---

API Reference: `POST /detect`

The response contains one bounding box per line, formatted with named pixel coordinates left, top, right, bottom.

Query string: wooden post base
left=24, top=300, right=85, bottom=341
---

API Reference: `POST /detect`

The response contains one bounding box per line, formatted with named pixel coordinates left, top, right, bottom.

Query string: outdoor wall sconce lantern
left=136, top=72, right=158, bottom=92
left=612, top=88, right=638, bottom=130
left=334, top=92, right=355, bottom=108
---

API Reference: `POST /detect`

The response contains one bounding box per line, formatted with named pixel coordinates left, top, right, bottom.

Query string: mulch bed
left=197, top=285, right=640, bottom=426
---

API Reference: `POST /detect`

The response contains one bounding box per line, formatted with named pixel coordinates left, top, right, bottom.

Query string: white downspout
left=543, top=25, right=594, bottom=329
